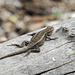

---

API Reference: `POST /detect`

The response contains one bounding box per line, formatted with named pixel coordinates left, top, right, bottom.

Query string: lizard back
left=29, top=30, right=46, bottom=47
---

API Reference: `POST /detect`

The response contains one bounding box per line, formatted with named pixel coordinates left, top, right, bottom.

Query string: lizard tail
left=0, top=48, right=30, bottom=60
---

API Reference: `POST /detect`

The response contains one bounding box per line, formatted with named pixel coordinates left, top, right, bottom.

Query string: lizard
left=0, top=26, right=57, bottom=60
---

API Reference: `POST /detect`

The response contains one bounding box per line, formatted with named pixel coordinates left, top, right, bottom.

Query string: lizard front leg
left=45, top=36, right=57, bottom=41
left=7, top=40, right=30, bottom=48
left=25, top=45, right=40, bottom=56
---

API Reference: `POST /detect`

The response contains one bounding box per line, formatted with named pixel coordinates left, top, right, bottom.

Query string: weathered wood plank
left=0, top=18, right=75, bottom=75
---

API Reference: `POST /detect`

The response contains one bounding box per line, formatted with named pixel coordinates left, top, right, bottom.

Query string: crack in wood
left=62, top=70, right=75, bottom=75
left=44, top=40, right=75, bottom=56
left=35, top=41, right=75, bottom=75
left=35, top=59, right=75, bottom=75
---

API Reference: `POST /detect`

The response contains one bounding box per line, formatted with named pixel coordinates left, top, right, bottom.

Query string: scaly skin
left=0, top=26, right=54, bottom=60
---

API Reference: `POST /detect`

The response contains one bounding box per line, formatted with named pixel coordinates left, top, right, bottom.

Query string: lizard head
left=45, top=26, right=54, bottom=36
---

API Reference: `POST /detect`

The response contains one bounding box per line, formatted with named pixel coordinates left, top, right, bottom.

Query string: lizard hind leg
left=7, top=41, right=30, bottom=48
left=25, top=46, right=40, bottom=56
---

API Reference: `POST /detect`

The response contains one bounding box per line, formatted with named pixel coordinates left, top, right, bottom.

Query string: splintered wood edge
left=0, top=18, right=75, bottom=75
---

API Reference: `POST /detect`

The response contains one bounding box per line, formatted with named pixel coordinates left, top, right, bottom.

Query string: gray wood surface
left=0, top=18, right=75, bottom=75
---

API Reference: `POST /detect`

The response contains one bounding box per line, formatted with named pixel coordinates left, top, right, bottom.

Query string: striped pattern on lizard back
left=29, top=30, right=46, bottom=47
left=0, top=26, right=54, bottom=60
left=28, top=26, right=54, bottom=47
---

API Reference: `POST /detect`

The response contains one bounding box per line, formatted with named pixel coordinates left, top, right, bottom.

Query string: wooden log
left=0, top=18, right=75, bottom=75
